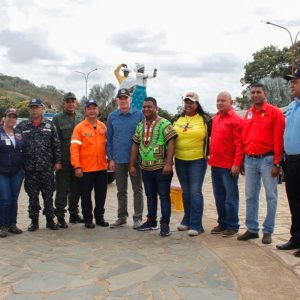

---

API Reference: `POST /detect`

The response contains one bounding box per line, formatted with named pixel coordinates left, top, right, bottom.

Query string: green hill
left=0, top=74, right=64, bottom=117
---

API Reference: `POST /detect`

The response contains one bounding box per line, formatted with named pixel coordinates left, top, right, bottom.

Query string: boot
left=69, top=214, right=84, bottom=224
left=28, top=218, right=39, bottom=232
left=46, top=217, right=59, bottom=230
left=57, top=217, right=68, bottom=229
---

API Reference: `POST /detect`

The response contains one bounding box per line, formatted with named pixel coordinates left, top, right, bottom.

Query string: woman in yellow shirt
left=173, top=92, right=211, bottom=236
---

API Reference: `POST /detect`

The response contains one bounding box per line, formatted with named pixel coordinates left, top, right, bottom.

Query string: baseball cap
left=184, top=92, right=199, bottom=102
left=4, top=108, right=18, bottom=117
left=28, top=99, right=43, bottom=107
left=284, top=68, right=300, bottom=81
left=85, top=99, right=98, bottom=107
left=116, top=88, right=130, bottom=98
left=63, top=92, right=76, bottom=100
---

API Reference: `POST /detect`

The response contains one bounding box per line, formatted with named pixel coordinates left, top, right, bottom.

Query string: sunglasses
left=6, top=115, right=17, bottom=119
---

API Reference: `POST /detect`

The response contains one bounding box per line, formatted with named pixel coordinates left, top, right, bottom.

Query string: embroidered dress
left=133, top=118, right=177, bottom=170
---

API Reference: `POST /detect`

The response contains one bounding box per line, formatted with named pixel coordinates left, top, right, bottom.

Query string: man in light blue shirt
left=277, top=68, right=300, bottom=257
left=107, top=88, right=144, bottom=229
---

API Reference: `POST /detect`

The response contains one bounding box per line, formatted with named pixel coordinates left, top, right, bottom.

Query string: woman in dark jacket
left=0, top=108, right=24, bottom=238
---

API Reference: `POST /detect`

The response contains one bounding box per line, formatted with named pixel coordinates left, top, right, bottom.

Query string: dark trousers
left=0, top=170, right=24, bottom=227
left=285, top=155, right=300, bottom=243
left=24, top=170, right=55, bottom=219
left=142, top=169, right=173, bottom=224
left=80, top=170, right=107, bottom=223
left=55, top=161, right=81, bottom=219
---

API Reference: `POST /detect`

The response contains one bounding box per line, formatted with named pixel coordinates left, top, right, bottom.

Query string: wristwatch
left=273, top=164, right=280, bottom=168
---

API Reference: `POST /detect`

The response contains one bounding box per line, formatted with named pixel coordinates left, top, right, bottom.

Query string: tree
left=241, top=42, right=300, bottom=86
left=88, top=83, right=116, bottom=109
left=236, top=42, right=300, bottom=110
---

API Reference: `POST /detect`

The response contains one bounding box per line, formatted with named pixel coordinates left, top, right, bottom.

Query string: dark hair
left=143, top=97, right=157, bottom=108
left=250, top=83, right=267, bottom=93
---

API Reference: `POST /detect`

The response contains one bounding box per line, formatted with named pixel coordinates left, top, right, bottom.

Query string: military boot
left=57, top=217, right=68, bottom=228
left=46, top=217, right=59, bottom=230
left=69, top=214, right=84, bottom=224
left=28, top=218, right=39, bottom=232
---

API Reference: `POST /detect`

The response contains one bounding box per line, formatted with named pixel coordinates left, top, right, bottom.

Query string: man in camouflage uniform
left=17, top=99, right=62, bottom=231
left=53, top=92, right=84, bottom=227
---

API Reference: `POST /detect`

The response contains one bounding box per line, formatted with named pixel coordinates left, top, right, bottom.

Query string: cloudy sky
left=0, top=0, right=299, bottom=113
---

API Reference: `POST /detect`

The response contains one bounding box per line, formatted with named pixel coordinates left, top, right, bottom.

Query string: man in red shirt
left=209, top=91, right=243, bottom=237
left=238, top=83, right=285, bottom=244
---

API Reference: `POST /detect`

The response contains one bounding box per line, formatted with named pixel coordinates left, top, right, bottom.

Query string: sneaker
left=211, top=225, right=225, bottom=234
left=137, top=220, right=158, bottom=231
left=262, top=233, right=272, bottom=244
left=188, top=229, right=199, bottom=237
left=8, top=224, right=23, bottom=234
left=57, top=218, right=68, bottom=229
left=177, top=224, right=189, bottom=231
left=110, top=218, right=127, bottom=228
left=69, top=214, right=84, bottom=224
left=133, top=220, right=142, bottom=229
left=237, top=230, right=259, bottom=241
left=160, top=223, right=170, bottom=237
left=222, top=229, right=238, bottom=237
left=0, top=227, right=8, bottom=238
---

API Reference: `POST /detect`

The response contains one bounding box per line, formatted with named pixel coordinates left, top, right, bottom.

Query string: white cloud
left=0, top=0, right=299, bottom=114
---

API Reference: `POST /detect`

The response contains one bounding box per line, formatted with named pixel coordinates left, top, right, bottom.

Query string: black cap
left=116, top=88, right=130, bottom=98
left=28, top=99, right=43, bottom=107
left=85, top=99, right=98, bottom=107
left=284, top=68, right=300, bottom=81
left=63, top=92, right=76, bottom=100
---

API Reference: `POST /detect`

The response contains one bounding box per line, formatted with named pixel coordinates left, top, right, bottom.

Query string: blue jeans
left=0, top=170, right=24, bottom=227
left=142, top=169, right=173, bottom=224
left=211, top=167, right=239, bottom=230
left=175, top=158, right=207, bottom=232
left=245, top=155, right=278, bottom=234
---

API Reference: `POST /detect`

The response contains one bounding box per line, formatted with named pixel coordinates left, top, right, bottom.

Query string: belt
left=246, top=151, right=274, bottom=158
left=286, top=154, right=300, bottom=160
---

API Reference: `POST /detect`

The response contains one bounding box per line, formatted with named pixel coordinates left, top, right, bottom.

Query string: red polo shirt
left=242, top=102, right=285, bottom=164
left=209, top=109, right=244, bottom=169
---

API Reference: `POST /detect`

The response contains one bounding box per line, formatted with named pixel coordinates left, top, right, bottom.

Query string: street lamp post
left=74, top=68, right=99, bottom=100
left=265, top=21, right=300, bottom=73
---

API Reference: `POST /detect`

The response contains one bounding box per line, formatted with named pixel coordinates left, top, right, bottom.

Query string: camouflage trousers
left=24, top=170, right=55, bottom=219
left=55, top=161, right=81, bottom=219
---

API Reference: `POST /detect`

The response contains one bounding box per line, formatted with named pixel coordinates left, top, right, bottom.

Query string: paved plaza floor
left=1, top=169, right=300, bottom=299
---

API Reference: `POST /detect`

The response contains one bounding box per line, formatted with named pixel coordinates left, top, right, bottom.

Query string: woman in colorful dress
left=0, top=108, right=24, bottom=238
left=173, top=92, right=211, bottom=236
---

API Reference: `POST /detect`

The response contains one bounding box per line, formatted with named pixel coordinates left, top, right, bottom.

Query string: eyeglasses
left=6, top=115, right=17, bottom=119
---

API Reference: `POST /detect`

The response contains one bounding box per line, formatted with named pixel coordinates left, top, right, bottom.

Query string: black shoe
left=46, top=217, right=59, bottom=230
left=160, top=223, right=170, bottom=237
left=69, top=214, right=84, bottom=224
left=8, top=224, right=23, bottom=234
left=276, top=240, right=300, bottom=250
left=96, top=219, right=109, bottom=227
left=294, top=249, right=300, bottom=257
left=57, top=218, right=68, bottom=229
left=85, top=222, right=95, bottom=229
left=237, top=230, right=259, bottom=241
left=28, top=219, right=39, bottom=232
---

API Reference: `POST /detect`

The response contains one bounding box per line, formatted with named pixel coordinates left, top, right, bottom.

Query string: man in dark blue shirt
left=107, top=88, right=144, bottom=229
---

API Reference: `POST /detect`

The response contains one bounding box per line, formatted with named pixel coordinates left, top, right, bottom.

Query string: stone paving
left=1, top=168, right=300, bottom=300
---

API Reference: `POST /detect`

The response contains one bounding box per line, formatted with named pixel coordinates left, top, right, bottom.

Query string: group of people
left=0, top=67, right=300, bottom=257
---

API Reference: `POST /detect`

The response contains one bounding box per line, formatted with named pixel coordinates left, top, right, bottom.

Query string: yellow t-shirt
left=173, top=114, right=205, bottom=160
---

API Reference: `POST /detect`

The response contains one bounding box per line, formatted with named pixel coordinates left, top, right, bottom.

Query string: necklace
left=143, top=116, right=160, bottom=146
left=183, top=114, right=196, bottom=132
